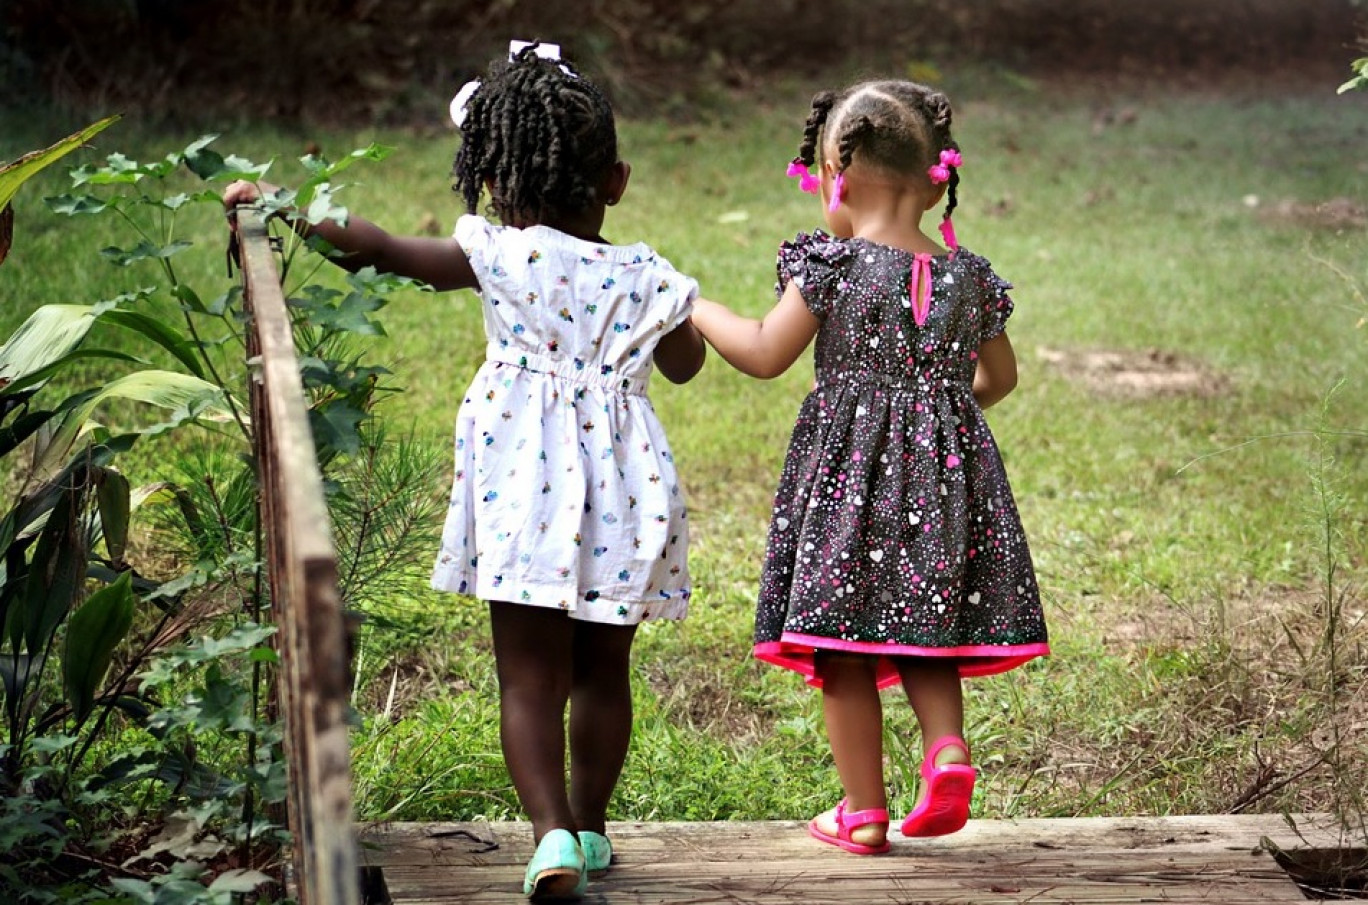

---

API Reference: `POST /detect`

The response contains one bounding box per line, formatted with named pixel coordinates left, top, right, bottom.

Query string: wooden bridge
left=354, top=813, right=1353, bottom=904
left=234, top=212, right=1360, bottom=905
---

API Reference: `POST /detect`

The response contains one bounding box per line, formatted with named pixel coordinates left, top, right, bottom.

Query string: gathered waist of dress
left=819, top=368, right=972, bottom=393
left=485, top=344, right=649, bottom=396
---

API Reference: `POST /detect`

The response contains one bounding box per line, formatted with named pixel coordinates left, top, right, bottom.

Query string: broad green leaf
left=95, top=467, right=131, bottom=564
left=0, top=304, right=98, bottom=385
left=0, top=115, right=120, bottom=212
left=0, top=654, right=40, bottom=712
left=181, top=135, right=223, bottom=179
left=38, top=370, right=229, bottom=473
left=98, top=309, right=206, bottom=379
left=0, top=348, right=145, bottom=399
left=0, top=407, right=55, bottom=458
left=20, top=483, right=88, bottom=655
left=63, top=571, right=136, bottom=722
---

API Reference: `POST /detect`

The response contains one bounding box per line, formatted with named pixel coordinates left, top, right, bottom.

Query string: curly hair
left=794, top=80, right=961, bottom=223
left=452, top=43, right=618, bottom=224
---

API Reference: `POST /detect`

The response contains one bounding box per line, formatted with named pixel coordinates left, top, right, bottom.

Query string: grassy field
left=3, top=68, right=1366, bottom=834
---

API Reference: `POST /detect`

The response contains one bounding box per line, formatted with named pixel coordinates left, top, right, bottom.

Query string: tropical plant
left=2, top=129, right=443, bottom=900
left=0, top=115, right=119, bottom=267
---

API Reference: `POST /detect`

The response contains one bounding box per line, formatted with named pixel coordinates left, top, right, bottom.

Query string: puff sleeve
left=970, top=254, right=1016, bottom=343
left=775, top=231, right=852, bottom=319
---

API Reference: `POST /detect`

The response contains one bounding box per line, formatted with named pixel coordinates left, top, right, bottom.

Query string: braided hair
left=794, top=80, right=961, bottom=224
left=452, top=44, right=618, bottom=224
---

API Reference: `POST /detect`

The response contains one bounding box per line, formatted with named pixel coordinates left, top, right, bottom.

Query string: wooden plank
left=369, top=850, right=1307, bottom=904
left=355, top=816, right=1343, bottom=904
left=236, top=208, right=359, bottom=905
left=357, top=813, right=1346, bottom=867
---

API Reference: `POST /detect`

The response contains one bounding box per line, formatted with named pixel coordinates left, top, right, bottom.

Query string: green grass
left=4, top=72, right=1366, bottom=828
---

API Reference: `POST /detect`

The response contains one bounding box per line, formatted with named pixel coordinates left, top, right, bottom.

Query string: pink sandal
left=808, top=798, right=891, bottom=855
left=899, top=735, right=976, bottom=837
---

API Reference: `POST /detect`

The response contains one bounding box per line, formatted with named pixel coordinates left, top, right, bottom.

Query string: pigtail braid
left=920, top=89, right=960, bottom=223
left=797, top=91, right=837, bottom=167
left=836, top=114, right=876, bottom=173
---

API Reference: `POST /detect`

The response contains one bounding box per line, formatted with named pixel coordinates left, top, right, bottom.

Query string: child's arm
left=690, top=282, right=819, bottom=379
left=223, top=179, right=478, bottom=292
left=653, top=319, right=706, bottom=385
left=973, top=332, right=1018, bottom=409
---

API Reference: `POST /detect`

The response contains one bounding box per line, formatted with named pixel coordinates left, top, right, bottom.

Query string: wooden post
left=235, top=209, right=360, bottom=905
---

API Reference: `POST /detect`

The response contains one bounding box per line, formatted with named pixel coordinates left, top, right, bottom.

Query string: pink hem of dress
left=754, top=635, right=1050, bottom=689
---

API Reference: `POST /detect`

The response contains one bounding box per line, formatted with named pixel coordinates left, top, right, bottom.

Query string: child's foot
left=808, top=798, right=891, bottom=854
left=523, top=828, right=587, bottom=901
left=899, top=736, right=975, bottom=838
left=577, top=830, right=613, bottom=878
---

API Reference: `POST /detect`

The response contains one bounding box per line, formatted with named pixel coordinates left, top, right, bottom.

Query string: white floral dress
left=430, top=215, right=697, bottom=624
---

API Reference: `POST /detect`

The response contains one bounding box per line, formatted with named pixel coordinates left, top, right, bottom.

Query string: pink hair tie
left=828, top=172, right=845, bottom=213
left=927, top=148, right=963, bottom=185
left=939, top=216, right=958, bottom=251
left=786, top=158, right=821, bottom=195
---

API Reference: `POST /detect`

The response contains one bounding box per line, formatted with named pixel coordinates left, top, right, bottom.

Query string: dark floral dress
left=753, top=231, right=1049, bottom=688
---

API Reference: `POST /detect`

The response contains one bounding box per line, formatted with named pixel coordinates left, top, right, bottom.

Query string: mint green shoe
left=523, top=828, right=586, bottom=901
left=578, top=830, right=613, bottom=877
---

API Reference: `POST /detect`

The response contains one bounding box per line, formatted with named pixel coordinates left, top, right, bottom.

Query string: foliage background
left=0, top=0, right=1359, bottom=123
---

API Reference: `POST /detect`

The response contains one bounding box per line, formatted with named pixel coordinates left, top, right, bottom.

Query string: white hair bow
left=449, top=40, right=569, bottom=128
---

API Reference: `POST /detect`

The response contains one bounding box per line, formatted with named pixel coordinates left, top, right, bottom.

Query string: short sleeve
left=650, top=258, right=700, bottom=336
left=775, top=231, right=851, bottom=319
left=453, top=214, right=497, bottom=276
left=971, top=255, right=1016, bottom=342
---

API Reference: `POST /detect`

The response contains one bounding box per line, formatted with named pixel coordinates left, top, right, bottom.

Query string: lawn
left=3, top=68, right=1366, bottom=833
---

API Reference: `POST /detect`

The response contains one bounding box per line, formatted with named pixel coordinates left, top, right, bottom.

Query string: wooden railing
left=234, top=209, right=360, bottom=905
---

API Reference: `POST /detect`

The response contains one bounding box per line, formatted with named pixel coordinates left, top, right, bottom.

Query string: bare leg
left=568, top=618, right=638, bottom=835
left=489, top=600, right=576, bottom=841
left=895, top=658, right=969, bottom=805
left=811, top=652, right=888, bottom=847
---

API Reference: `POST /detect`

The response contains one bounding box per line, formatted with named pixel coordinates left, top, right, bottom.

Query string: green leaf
left=182, top=134, right=225, bottom=179
left=98, top=308, right=207, bottom=379
left=310, top=400, right=367, bottom=458
left=182, top=135, right=270, bottom=183
left=37, top=370, right=229, bottom=474
left=0, top=115, right=121, bottom=212
left=0, top=304, right=98, bottom=387
left=20, top=483, right=88, bottom=655
left=44, top=192, right=112, bottom=216
left=99, top=239, right=192, bottom=267
left=63, top=571, right=136, bottom=723
left=0, top=348, right=145, bottom=399
left=310, top=290, right=388, bottom=335
left=95, top=467, right=132, bottom=564
left=302, top=182, right=349, bottom=228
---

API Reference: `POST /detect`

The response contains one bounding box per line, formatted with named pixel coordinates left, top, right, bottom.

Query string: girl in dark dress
left=691, top=79, right=1049, bottom=854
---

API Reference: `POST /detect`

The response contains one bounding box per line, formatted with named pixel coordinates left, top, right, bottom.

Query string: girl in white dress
left=225, top=41, right=705, bottom=901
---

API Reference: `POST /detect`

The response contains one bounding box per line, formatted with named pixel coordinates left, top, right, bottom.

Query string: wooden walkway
left=357, top=813, right=1352, bottom=904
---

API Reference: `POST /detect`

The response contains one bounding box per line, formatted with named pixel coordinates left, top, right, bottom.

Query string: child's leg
left=895, top=657, right=974, bottom=836
left=567, top=618, right=638, bottom=835
left=894, top=658, right=967, bottom=761
left=812, top=652, right=888, bottom=845
left=488, top=600, right=576, bottom=841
